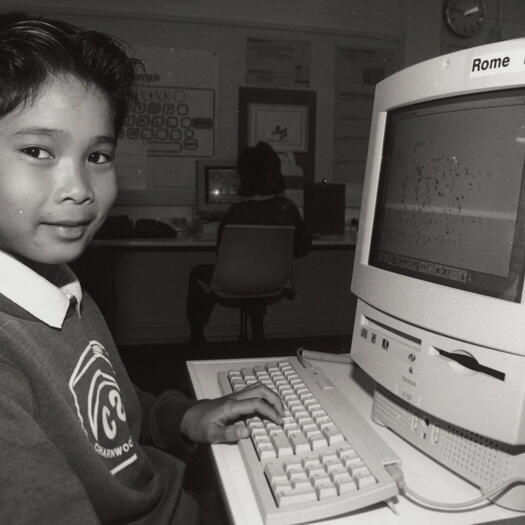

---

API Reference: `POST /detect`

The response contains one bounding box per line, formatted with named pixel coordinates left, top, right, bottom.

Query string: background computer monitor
left=350, top=39, right=525, bottom=510
left=195, top=159, right=241, bottom=219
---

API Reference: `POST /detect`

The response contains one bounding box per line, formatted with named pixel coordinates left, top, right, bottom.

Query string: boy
left=0, top=12, right=283, bottom=524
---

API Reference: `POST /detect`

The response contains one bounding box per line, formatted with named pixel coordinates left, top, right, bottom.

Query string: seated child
left=187, top=141, right=313, bottom=343
left=0, top=12, right=283, bottom=524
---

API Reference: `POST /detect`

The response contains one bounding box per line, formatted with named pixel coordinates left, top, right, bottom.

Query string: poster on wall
left=246, top=38, right=310, bottom=88
left=333, top=46, right=398, bottom=203
left=115, top=47, right=218, bottom=200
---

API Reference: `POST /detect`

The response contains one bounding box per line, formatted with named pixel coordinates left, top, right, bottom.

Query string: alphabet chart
left=115, top=47, right=218, bottom=192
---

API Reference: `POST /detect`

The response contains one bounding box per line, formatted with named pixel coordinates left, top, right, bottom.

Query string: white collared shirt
left=0, top=251, right=82, bottom=329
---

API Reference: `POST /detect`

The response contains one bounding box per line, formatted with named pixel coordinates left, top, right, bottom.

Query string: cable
left=296, top=347, right=353, bottom=368
left=385, top=464, right=525, bottom=511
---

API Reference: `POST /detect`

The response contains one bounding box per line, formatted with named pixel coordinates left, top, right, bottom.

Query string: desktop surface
left=90, top=231, right=357, bottom=248
left=187, top=356, right=525, bottom=525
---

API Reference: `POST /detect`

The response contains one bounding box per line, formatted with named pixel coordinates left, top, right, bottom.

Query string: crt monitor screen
left=205, top=167, right=240, bottom=205
left=370, top=88, right=525, bottom=302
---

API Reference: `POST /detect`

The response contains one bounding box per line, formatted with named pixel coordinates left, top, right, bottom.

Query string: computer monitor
left=350, top=39, right=525, bottom=511
left=195, top=159, right=241, bottom=219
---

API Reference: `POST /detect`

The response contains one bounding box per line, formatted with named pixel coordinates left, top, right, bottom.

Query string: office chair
left=209, top=224, right=295, bottom=344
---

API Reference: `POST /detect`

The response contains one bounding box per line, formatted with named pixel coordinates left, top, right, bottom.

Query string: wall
left=5, top=0, right=412, bottom=226
left=4, top=0, right=525, bottom=226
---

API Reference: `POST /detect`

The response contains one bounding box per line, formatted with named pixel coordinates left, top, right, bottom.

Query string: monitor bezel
left=351, top=38, right=525, bottom=356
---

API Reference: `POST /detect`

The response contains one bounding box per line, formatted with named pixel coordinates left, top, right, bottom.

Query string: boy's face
left=0, top=74, right=117, bottom=266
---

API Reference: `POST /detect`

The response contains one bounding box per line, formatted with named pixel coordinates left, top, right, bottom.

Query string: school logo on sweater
left=69, top=341, right=137, bottom=475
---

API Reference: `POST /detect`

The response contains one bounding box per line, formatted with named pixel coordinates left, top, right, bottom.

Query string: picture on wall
left=247, top=103, right=309, bottom=152
left=239, top=87, right=316, bottom=187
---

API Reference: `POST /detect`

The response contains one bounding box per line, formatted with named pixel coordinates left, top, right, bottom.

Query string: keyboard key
left=329, top=467, right=352, bottom=484
left=301, top=454, right=320, bottom=469
left=337, top=444, right=357, bottom=458
left=283, top=420, right=301, bottom=432
left=342, top=455, right=363, bottom=469
left=308, top=431, right=328, bottom=449
left=314, top=479, right=338, bottom=499
left=318, top=450, right=338, bottom=462
left=266, top=423, right=283, bottom=436
left=264, top=462, right=287, bottom=484
left=273, top=479, right=292, bottom=494
left=291, top=473, right=312, bottom=490
left=355, top=472, right=377, bottom=489
left=349, top=463, right=369, bottom=477
left=246, top=417, right=264, bottom=429
left=301, top=422, right=318, bottom=435
left=257, top=443, right=277, bottom=460
left=241, top=368, right=255, bottom=380
left=312, top=409, right=329, bottom=422
left=283, top=460, right=303, bottom=476
left=336, top=477, right=358, bottom=494
left=251, top=426, right=267, bottom=436
left=253, top=433, right=270, bottom=445
left=277, top=487, right=317, bottom=506
left=322, top=424, right=345, bottom=445
left=271, top=432, right=293, bottom=458
left=303, top=396, right=317, bottom=407
left=305, top=463, right=325, bottom=478
left=289, top=431, right=311, bottom=453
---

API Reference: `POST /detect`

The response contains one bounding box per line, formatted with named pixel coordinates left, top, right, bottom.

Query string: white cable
left=403, top=478, right=525, bottom=510
left=386, top=465, right=525, bottom=511
left=296, top=347, right=352, bottom=368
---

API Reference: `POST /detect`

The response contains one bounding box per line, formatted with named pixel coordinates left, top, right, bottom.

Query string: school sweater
left=0, top=252, right=198, bottom=524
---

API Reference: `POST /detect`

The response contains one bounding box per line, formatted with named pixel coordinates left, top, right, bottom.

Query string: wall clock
left=445, top=0, right=486, bottom=38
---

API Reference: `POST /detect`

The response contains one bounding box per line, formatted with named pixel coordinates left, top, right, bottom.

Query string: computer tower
left=303, top=182, right=346, bottom=235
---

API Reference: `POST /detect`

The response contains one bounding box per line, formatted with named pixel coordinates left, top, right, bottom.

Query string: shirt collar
left=0, top=251, right=82, bottom=328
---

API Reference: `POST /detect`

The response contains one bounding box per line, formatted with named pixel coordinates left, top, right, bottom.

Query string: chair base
left=238, top=309, right=266, bottom=345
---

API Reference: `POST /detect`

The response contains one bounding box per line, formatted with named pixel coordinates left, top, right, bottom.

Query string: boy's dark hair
left=0, top=12, right=141, bottom=133
left=237, top=141, right=285, bottom=197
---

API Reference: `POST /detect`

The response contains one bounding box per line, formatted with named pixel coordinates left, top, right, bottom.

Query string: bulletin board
left=115, top=47, right=219, bottom=206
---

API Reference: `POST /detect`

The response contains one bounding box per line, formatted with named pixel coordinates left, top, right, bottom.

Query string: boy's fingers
left=232, top=383, right=284, bottom=415
left=223, top=397, right=282, bottom=424
left=221, top=423, right=249, bottom=443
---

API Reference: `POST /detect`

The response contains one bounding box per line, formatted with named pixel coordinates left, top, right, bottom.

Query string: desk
left=187, top=357, right=525, bottom=525
left=90, top=232, right=356, bottom=249
left=75, top=234, right=357, bottom=345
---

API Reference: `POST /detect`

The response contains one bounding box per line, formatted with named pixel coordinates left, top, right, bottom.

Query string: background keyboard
left=218, top=357, right=401, bottom=525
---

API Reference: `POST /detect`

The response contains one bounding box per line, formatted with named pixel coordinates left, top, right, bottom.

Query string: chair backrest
left=210, top=224, right=295, bottom=299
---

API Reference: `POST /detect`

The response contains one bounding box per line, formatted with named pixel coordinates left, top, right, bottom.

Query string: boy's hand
left=180, top=383, right=284, bottom=444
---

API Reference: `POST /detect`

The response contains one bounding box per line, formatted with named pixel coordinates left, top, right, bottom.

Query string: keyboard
left=218, top=357, right=401, bottom=525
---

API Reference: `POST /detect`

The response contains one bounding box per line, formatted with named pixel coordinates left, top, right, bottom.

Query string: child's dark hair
left=237, top=141, right=285, bottom=197
left=0, top=12, right=141, bottom=133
